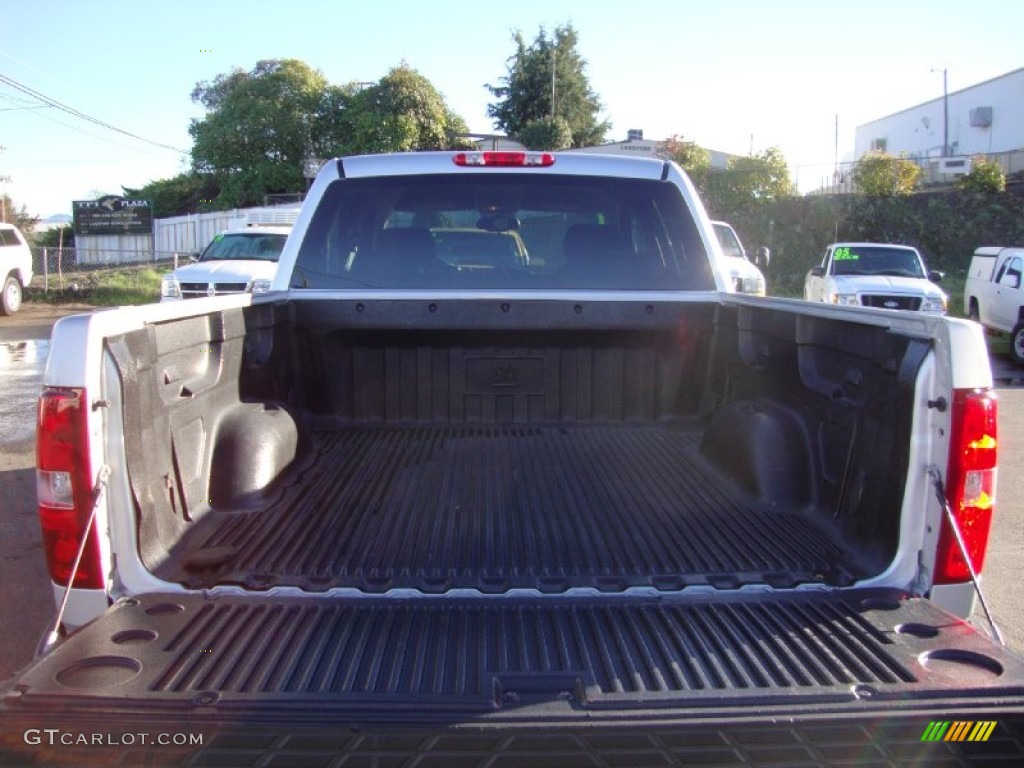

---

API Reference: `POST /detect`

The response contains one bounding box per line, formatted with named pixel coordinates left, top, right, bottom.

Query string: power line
left=0, top=71, right=188, bottom=154
left=1, top=86, right=162, bottom=153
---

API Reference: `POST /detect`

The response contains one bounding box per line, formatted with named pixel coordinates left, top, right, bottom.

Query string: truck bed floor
left=159, top=424, right=869, bottom=592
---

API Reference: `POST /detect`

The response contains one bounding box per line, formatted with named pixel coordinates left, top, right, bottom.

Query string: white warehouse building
left=854, top=68, right=1024, bottom=181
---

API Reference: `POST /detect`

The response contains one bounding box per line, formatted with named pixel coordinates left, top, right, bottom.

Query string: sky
left=1, top=0, right=1021, bottom=218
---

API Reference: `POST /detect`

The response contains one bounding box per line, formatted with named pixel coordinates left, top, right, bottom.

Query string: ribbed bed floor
left=162, top=424, right=865, bottom=592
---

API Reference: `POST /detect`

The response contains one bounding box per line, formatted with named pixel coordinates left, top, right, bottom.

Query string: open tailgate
left=3, top=589, right=1024, bottom=765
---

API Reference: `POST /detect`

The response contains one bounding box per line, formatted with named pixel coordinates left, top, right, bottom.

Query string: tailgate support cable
left=41, top=464, right=111, bottom=657
left=927, top=465, right=1005, bottom=647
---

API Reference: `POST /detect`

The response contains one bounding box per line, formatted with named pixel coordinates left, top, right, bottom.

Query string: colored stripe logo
left=921, top=721, right=997, bottom=742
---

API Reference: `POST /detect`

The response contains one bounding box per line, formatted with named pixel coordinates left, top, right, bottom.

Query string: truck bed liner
left=6, top=591, right=1024, bottom=765
left=159, top=423, right=871, bottom=592
left=7, top=590, right=1024, bottom=711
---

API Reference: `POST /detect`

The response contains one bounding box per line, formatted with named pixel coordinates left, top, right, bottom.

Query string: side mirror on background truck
left=754, top=247, right=770, bottom=269
left=808, top=265, right=825, bottom=278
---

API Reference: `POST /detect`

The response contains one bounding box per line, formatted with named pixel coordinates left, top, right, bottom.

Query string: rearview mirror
left=928, top=270, right=944, bottom=284
left=754, top=246, right=770, bottom=269
left=808, top=265, right=825, bottom=278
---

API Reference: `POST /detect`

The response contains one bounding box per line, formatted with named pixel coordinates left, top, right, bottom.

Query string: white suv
left=161, top=226, right=290, bottom=301
left=0, top=222, right=33, bottom=315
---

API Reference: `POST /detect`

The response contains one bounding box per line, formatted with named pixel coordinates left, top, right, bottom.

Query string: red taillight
left=453, top=151, right=555, bottom=167
left=934, top=389, right=998, bottom=584
left=36, top=387, right=104, bottom=589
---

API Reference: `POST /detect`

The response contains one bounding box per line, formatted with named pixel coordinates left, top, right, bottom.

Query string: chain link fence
left=28, top=247, right=189, bottom=300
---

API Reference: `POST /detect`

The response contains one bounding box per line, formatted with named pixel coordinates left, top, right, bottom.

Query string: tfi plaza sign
left=73, top=196, right=153, bottom=235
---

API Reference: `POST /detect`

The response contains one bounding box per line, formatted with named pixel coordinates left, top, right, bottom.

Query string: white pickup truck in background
left=711, top=219, right=768, bottom=295
left=0, top=222, right=33, bottom=315
left=160, top=225, right=292, bottom=301
left=964, top=246, right=1024, bottom=365
left=805, top=242, right=948, bottom=313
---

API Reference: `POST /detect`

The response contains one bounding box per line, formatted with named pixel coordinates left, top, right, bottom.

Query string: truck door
left=991, top=255, right=1023, bottom=330
left=805, top=247, right=831, bottom=302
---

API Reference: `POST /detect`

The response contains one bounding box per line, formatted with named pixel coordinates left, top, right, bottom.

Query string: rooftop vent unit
left=627, top=129, right=644, bottom=141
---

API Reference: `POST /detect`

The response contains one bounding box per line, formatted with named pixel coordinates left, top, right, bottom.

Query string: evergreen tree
left=486, top=24, right=609, bottom=148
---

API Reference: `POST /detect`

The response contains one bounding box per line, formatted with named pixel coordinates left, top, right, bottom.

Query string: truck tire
left=1011, top=322, right=1024, bottom=367
left=1, top=275, right=22, bottom=315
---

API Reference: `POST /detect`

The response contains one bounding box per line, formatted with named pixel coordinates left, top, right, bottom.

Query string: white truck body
left=711, top=220, right=767, bottom=295
left=7, top=152, right=1021, bottom=764
left=160, top=225, right=291, bottom=301
left=964, top=246, right=1024, bottom=364
left=0, top=222, right=33, bottom=315
left=805, top=242, right=947, bottom=313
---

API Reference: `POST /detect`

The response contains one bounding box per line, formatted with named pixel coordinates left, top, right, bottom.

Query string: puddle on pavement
left=0, top=340, right=50, bottom=450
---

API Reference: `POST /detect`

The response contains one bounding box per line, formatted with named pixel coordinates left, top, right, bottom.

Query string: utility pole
left=942, top=68, right=949, bottom=157
left=931, top=68, right=949, bottom=157
left=551, top=47, right=556, bottom=118
left=834, top=114, right=839, bottom=187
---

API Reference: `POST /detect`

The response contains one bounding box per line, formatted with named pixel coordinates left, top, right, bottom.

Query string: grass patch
left=29, top=266, right=166, bottom=306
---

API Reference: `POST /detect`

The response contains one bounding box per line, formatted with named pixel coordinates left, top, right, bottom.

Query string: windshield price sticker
left=834, top=247, right=859, bottom=261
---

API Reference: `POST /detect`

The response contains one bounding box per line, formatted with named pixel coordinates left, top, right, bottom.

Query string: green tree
left=704, top=147, right=795, bottom=213
left=34, top=224, right=74, bottom=248
left=957, top=158, right=1006, bottom=193
left=486, top=24, right=609, bottom=148
left=123, top=173, right=222, bottom=218
left=659, top=135, right=711, bottom=190
left=189, top=59, right=351, bottom=208
left=1, top=194, right=39, bottom=236
left=852, top=152, right=920, bottom=196
left=344, top=65, right=473, bottom=154
left=517, top=116, right=573, bottom=150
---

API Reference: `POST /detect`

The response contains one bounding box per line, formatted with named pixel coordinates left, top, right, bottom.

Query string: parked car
left=0, top=222, right=33, bottom=315
left=964, top=246, right=1024, bottom=364
left=805, top=242, right=947, bottom=313
left=711, top=220, right=768, bottom=295
left=160, top=226, right=290, bottom=301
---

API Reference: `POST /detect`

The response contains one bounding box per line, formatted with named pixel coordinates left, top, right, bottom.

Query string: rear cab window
left=293, top=174, right=714, bottom=290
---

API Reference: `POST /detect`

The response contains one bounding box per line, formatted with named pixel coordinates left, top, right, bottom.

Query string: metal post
left=550, top=48, right=556, bottom=118
left=942, top=69, right=949, bottom=157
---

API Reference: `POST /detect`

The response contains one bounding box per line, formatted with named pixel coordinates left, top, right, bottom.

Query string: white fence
left=155, top=205, right=302, bottom=256
left=70, top=204, right=303, bottom=265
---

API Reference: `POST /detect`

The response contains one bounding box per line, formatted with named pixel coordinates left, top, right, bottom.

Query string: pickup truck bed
left=111, top=300, right=915, bottom=596
left=164, top=422, right=863, bottom=592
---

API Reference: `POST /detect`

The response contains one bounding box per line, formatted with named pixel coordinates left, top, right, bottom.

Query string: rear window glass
left=292, top=174, right=714, bottom=290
